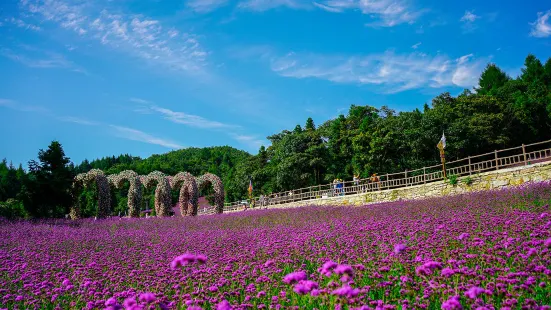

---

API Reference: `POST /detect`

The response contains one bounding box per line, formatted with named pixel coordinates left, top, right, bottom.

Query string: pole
left=522, top=144, right=527, bottom=166
left=494, top=150, right=499, bottom=170
left=423, top=167, right=426, bottom=184
left=468, top=156, right=472, bottom=175
left=438, top=144, right=446, bottom=179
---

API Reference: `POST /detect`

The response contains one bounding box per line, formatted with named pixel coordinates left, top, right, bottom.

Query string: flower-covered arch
left=141, top=171, right=172, bottom=217
left=108, top=170, right=142, bottom=218
left=170, top=172, right=199, bottom=216
left=196, top=173, right=225, bottom=214
left=71, top=169, right=111, bottom=219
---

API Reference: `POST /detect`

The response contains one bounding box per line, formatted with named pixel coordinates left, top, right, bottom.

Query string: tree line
left=1, top=54, right=550, bottom=218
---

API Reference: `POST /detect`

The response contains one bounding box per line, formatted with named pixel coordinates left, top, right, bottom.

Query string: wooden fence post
left=495, top=150, right=499, bottom=170
left=405, top=170, right=408, bottom=186
left=522, top=144, right=527, bottom=165
left=423, top=167, right=426, bottom=184
left=468, top=156, right=472, bottom=175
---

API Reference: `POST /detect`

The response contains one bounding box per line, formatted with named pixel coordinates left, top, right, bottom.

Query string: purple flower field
left=1, top=182, right=551, bottom=309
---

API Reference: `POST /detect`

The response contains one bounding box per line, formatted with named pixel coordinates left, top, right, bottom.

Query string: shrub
left=463, top=176, right=473, bottom=186
left=448, top=174, right=458, bottom=186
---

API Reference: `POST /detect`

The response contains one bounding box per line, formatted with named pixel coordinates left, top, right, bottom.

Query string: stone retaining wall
left=255, top=161, right=551, bottom=211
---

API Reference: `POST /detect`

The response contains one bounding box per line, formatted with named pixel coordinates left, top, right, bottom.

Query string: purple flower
left=216, top=300, right=232, bottom=310
left=465, top=287, right=485, bottom=299
left=293, top=280, right=319, bottom=294
left=334, top=264, right=354, bottom=276
left=123, top=297, right=137, bottom=309
left=394, top=243, right=407, bottom=254
left=264, top=260, right=275, bottom=267
left=544, top=238, right=551, bottom=248
left=188, top=307, right=202, bottom=310
left=332, top=285, right=359, bottom=298
left=458, top=233, right=470, bottom=240
left=283, top=271, right=307, bottom=284
left=138, top=292, right=156, bottom=304
left=441, top=295, right=462, bottom=310
left=208, top=286, right=218, bottom=292
left=441, top=268, right=455, bottom=277
left=318, top=260, right=338, bottom=276
left=196, top=254, right=207, bottom=264
left=293, top=283, right=310, bottom=295
left=105, top=297, right=117, bottom=306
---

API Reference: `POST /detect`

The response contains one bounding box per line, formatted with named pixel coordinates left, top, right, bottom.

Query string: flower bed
left=1, top=182, right=551, bottom=309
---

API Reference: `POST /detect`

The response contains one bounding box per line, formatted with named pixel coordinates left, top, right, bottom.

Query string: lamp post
left=437, top=138, right=447, bottom=179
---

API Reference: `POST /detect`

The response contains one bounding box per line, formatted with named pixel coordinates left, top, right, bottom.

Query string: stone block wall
left=257, top=161, right=551, bottom=211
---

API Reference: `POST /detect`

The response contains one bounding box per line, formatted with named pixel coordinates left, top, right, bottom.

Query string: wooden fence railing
left=198, top=139, right=551, bottom=215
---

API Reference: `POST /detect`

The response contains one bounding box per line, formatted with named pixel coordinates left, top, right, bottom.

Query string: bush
left=0, top=199, right=27, bottom=219
left=463, top=176, right=473, bottom=185
left=448, top=175, right=458, bottom=186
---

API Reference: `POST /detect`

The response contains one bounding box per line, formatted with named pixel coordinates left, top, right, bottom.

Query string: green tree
left=23, top=141, right=75, bottom=218
left=476, top=63, right=510, bottom=95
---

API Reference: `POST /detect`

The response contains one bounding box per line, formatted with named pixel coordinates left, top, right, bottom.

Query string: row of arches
left=70, top=169, right=224, bottom=219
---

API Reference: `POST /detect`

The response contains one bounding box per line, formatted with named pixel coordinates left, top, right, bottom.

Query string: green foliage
left=463, top=176, right=473, bottom=186
left=22, top=141, right=75, bottom=218
left=448, top=175, right=459, bottom=186
left=0, top=199, right=27, bottom=219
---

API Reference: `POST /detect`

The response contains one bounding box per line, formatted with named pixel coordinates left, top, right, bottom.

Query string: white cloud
left=411, top=42, right=421, bottom=49
left=0, top=47, right=87, bottom=74
left=315, top=0, right=424, bottom=27
left=237, top=0, right=307, bottom=11
left=151, top=105, right=238, bottom=129
left=530, top=10, right=551, bottom=38
left=129, top=98, right=238, bottom=129
left=231, top=134, right=266, bottom=150
left=20, top=0, right=209, bottom=75
left=129, top=97, right=152, bottom=104
left=460, top=11, right=479, bottom=23
left=270, top=51, right=487, bottom=93
left=109, top=125, right=183, bottom=149
left=312, top=2, right=343, bottom=13
left=57, top=116, right=99, bottom=126
left=3, top=17, right=42, bottom=31
left=187, top=0, right=229, bottom=13
left=460, top=10, right=479, bottom=33
left=0, top=98, right=50, bottom=113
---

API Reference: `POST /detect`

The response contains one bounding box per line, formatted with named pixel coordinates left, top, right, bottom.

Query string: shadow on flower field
left=1, top=182, right=551, bottom=309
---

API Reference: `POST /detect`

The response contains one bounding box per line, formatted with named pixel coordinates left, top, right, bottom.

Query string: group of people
left=332, top=178, right=345, bottom=196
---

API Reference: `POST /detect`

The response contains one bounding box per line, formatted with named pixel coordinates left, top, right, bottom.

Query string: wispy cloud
left=237, top=0, right=306, bottom=11
left=270, top=51, right=487, bottom=93
left=187, top=0, right=229, bottom=13
left=0, top=98, right=50, bottom=113
left=56, top=116, right=100, bottom=126
left=314, top=0, right=425, bottom=27
left=129, top=97, right=152, bottom=104
left=2, top=17, right=42, bottom=31
left=109, top=125, right=183, bottom=149
left=460, top=10, right=479, bottom=33
left=530, top=10, right=551, bottom=38
left=151, top=106, right=238, bottom=129
left=411, top=42, right=421, bottom=49
left=129, top=98, right=238, bottom=129
left=312, top=2, right=342, bottom=13
left=0, top=46, right=88, bottom=74
left=20, top=0, right=209, bottom=75
left=230, top=133, right=266, bottom=150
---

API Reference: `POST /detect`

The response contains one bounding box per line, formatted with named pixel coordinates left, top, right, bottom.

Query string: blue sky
left=1, top=0, right=550, bottom=167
